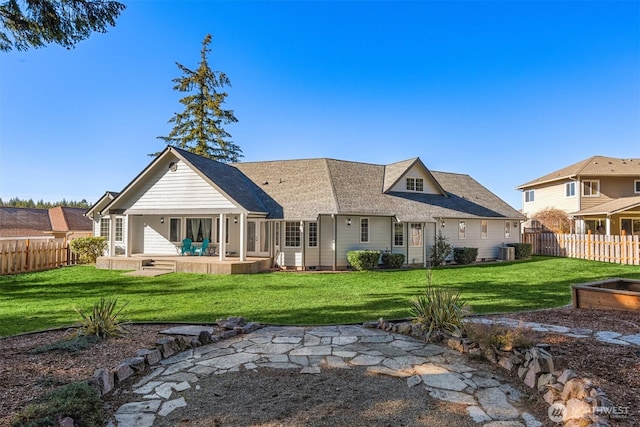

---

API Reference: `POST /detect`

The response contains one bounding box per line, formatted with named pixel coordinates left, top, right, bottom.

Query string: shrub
left=507, top=243, right=532, bottom=259
left=74, top=297, right=128, bottom=339
left=347, top=250, right=381, bottom=271
left=465, top=321, right=534, bottom=351
left=381, top=252, right=405, bottom=269
left=430, top=231, right=452, bottom=266
left=10, top=382, right=105, bottom=427
left=410, top=270, right=467, bottom=342
left=453, top=247, right=478, bottom=265
left=69, top=237, right=107, bottom=264
left=30, top=334, right=99, bottom=354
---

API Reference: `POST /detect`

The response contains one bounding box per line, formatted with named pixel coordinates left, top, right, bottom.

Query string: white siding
left=140, top=216, right=177, bottom=255
left=319, top=215, right=335, bottom=267
left=304, top=221, right=320, bottom=268
left=389, top=165, right=441, bottom=194
left=124, top=158, right=237, bottom=211
left=335, top=216, right=393, bottom=267
left=442, top=219, right=521, bottom=260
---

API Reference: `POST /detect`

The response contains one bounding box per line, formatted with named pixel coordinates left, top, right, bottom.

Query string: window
left=583, top=180, right=600, bottom=197
left=170, top=218, right=181, bottom=242
left=621, top=218, right=640, bottom=236
left=274, top=222, right=280, bottom=247
left=584, top=219, right=605, bottom=235
left=458, top=220, right=466, bottom=239
left=524, top=190, right=535, bottom=203
left=635, top=180, right=640, bottom=194
left=215, top=218, right=229, bottom=244
left=100, top=218, right=110, bottom=238
left=285, top=221, right=301, bottom=247
left=115, top=218, right=123, bottom=242
left=565, top=182, right=575, bottom=197
left=481, top=220, right=488, bottom=239
left=394, top=223, right=404, bottom=246
left=505, top=221, right=511, bottom=238
left=360, top=218, right=369, bottom=243
left=308, top=222, right=318, bottom=247
left=187, top=218, right=212, bottom=243
left=410, top=223, right=422, bottom=246
left=406, top=177, right=424, bottom=192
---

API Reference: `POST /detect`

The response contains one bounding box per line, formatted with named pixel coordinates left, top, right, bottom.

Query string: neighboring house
left=0, top=206, right=93, bottom=241
left=516, top=156, right=640, bottom=236
left=86, top=146, right=524, bottom=269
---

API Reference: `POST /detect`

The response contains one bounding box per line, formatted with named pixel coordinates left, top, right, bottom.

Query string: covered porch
left=96, top=254, right=273, bottom=275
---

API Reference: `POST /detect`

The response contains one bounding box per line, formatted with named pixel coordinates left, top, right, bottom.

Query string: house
left=0, top=206, right=93, bottom=241
left=86, top=146, right=524, bottom=271
left=516, top=156, right=640, bottom=236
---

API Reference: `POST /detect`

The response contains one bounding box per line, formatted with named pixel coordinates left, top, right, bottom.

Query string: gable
left=384, top=159, right=444, bottom=195
left=114, top=155, right=238, bottom=212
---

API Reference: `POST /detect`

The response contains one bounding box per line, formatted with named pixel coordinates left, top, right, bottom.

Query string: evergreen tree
left=0, top=0, right=125, bottom=52
left=158, top=34, right=241, bottom=163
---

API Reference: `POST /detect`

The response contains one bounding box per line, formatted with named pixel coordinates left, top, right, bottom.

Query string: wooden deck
left=96, top=255, right=273, bottom=275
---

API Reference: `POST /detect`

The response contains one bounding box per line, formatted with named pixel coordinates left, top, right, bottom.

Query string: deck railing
left=523, top=232, right=640, bottom=265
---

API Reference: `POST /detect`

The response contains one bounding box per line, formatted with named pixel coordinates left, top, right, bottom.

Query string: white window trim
left=565, top=182, right=576, bottom=197
left=481, top=220, right=488, bottom=239
left=635, top=180, right=640, bottom=194
left=307, top=221, right=318, bottom=248
left=360, top=218, right=370, bottom=243
left=284, top=221, right=301, bottom=248
left=169, top=217, right=182, bottom=243
left=458, top=220, right=466, bottom=239
left=410, top=223, right=423, bottom=247
left=524, top=190, right=534, bottom=203
left=582, top=180, right=600, bottom=197
left=115, top=217, right=124, bottom=243
left=393, top=223, right=404, bottom=247
left=505, top=221, right=511, bottom=239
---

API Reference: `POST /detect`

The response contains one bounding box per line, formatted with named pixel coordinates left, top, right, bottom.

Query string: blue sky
left=1, top=0, right=638, bottom=209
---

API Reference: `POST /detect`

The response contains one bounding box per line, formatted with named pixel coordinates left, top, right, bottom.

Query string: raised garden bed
left=572, top=278, right=640, bottom=312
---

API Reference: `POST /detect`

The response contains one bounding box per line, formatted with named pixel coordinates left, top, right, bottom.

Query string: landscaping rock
left=136, top=349, right=162, bottom=365
left=92, top=367, right=114, bottom=395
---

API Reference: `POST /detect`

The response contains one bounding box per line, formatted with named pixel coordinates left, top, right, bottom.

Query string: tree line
left=0, top=197, right=91, bottom=209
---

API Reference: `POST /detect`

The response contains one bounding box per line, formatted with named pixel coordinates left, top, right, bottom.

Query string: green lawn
left=1, top=256, right=639, bottom=337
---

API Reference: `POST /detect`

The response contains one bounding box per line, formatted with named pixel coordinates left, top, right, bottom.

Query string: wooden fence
left=0, top=240, right=80, bottom=275
left=523, top=232, right=640, bottom=265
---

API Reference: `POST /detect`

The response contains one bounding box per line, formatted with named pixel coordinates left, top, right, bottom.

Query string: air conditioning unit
left=499, top=246, right=515, bottom=261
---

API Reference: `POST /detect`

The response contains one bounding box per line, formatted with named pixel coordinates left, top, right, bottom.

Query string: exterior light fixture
left=160, top=217, right=164, bottom=224
left=347, top=218, right=351, bottom=226
left=234, top=216, right=238, bottom=223
left=441, top=221, right=446, bottom=227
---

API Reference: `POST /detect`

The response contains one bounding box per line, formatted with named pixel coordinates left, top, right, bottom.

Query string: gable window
left=100, top=217, right=110, bottom=238
left=410, top=223, right=422, bottom=246
left=360, top=218, right=369, bottom=243
left=308, top=222, right=318, bottom=247
left=285, top=221, right=301, bottom=247
left=583, top=180, right=600, bottom=197
left=458, top=220, right=466, bottom=239
left=565, top=182, right=575, bottom=197
left=115, top=218, right=123, bottom=242
left=481, top=220, right=488, bottom=239
left=635, top=180, right=640, bottom=194
left=505, top=221, right=511, bottom=238
left=406, top=177, right=424, bottom=192
left=524, top=190, right=535, bottom=203
left=170, top=218, right=181, bottom=242
left=394, top=223, right=404, bottom=246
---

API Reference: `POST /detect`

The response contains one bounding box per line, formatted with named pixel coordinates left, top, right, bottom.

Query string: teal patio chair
left=193, top=239, right=210, bottom=256
left=180, top=238, right=194, bottom=256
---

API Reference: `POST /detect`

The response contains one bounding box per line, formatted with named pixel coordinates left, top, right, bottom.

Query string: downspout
left=332, top=214, right=337, bottom=271
left=109, top=214, right=116, bottom=257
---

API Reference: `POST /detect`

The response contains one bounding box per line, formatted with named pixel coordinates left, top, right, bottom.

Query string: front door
left=247, top=220, right=270, bottom=257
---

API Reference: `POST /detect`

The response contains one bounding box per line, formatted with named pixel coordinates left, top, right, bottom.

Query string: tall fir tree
left=158, top=34, right=241, bottom=163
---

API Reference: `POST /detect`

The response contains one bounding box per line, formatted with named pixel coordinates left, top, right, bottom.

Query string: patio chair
left=192, top=239, right=210, bottom=256
left=180, top=238, right=194, bottom=256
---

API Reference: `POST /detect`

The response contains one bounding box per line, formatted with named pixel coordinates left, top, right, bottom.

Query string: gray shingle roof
left=571, top=196, right=640, bottom=216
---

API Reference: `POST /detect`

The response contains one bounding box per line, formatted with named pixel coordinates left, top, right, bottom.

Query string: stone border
left=367, top=318, right=613, bottom=427
left=89, top=317, right=261, bottom=396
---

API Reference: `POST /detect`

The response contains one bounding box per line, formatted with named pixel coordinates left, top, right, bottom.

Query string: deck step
left=140, top=260, right=177, bottom=273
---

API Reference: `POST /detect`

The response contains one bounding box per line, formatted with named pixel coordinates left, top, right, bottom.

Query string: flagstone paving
left=111, top=325, right=545, bottom=427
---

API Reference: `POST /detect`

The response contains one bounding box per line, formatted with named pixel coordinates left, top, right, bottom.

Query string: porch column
left=332, top=215, right=336, bottom=271
left=218, top=213, right=226, bottom=261
left=125, top=215, right=132, bottom=257
left=606, top=217, right=612, bottom=236
left=109, top=214, right=116, bottom=257
left=239, top=213, right=246, bottom=261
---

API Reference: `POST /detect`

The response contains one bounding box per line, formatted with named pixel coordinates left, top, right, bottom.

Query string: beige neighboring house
left=0, top=206, right=93, bottom=242
left=86, top=146, right=524, bottom=269
left=516, top=156, right=640, bottom=236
